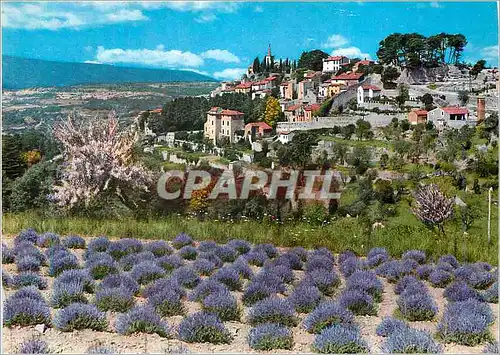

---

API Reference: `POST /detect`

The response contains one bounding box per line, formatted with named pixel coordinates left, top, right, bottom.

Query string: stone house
left=204, top=107, right=245, bottom=144
left=408, top=109, right=428, bottom=125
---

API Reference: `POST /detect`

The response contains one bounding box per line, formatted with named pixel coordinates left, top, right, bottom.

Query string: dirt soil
left=2, top=235, right=498, bottom=354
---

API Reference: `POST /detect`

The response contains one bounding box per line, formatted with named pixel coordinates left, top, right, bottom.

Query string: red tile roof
left=304, top=104, right=321, bottom=111
left=150, top=108, right=162, bottom=113
left=413, top=109, right=428, bottom=116
left=361, top=84, right=381, bottom=91
left=280, top=82, right=290, bottom=86
left=245, top=122, right=272, bottom=130
left=285, top=104, right=303, bottom=112
left=221, top=109, right=244, bottom=116
left=442, top=107, right=469, bottom=115
left=235, top=82, right=253, bottom=89
left=357, top=60, right=374, bottom=66
left=325, top=55, right=349, bottom=61
left=332, top=73, right=364, bottom=80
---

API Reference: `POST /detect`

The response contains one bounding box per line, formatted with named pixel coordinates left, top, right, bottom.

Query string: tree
left=2, top=134, right=26, bottom=180
left=262, top=96, right=282, bottom=128
left=420, top=93, right=434, bottom=111
left=52, top=112, right=153, bottom=212
left=379, top=153, right=389, bottom=169
left=412, top=184, right=454, bottom=235
left=332, top=142, right=348, bottom=165
left=355, top=119, right=372, bottom=141
left=347, top=146, right=372, bottom=175
left=252, top=57, right=261, bottom=73
left=341, top=124, right=356, bottom=140
left=458, top=90, right=469, bottom=106
left=297, top=50, right=329, bottom=71
left=276, top=131, right=318, bottom=168
left=381, top=66, right=400, bottom=89
left=395, top=84, right=409, bottom=108
left=470, top=59, right=486, bottom=79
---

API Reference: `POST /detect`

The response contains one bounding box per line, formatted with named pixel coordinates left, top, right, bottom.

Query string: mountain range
left=2, top=56, right=216, bottom=89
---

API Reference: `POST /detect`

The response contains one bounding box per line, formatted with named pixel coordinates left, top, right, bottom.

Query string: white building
left=276, top=131, right=296, bottom=144
left=357, top=85, right=382, bottom=104
left=322, top=56, right=350, bottom=73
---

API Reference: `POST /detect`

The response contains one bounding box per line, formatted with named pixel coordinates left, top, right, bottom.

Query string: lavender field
left=2, top=229, right=498, bottom=354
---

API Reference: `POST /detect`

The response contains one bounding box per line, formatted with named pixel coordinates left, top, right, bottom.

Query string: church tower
left=265, top=43, right=272, bottom=67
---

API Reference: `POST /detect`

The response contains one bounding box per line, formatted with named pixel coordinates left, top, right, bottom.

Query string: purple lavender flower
left=394, top=275, right=423, bottom=295
left=435, top=261, right=454, bottom=273
left=17, top=338, right=50, bottom=354
left=12, top=272, right=48, bottom=290
left=198, top=252, right=224, bottom=268
left=226, top=239, right=252, bottom=254
left=304, top=269, right=340, bottom=296
left=290, top=246, right=308, bottom=261
left=214, top=245, right=238, bottom=262
left=86, top=252, right=119, bottom=280
left=188, top=279, right=228, bottom=302
left=178, top=311, right=232, bottom=344
left=51, top=280, right=88, bottom=308
left=303, top=301, right=354, bottom=333
left=264, top=264, right=294, bottom=284
left=312, top=324, right=369, bottom=353
left=202, top=290, right=240, bottom=321
left=376, top=260, right=410, bottom=283
left=382, top=327, right=443, bottom=353
left=306, top=255, right=334, bottom=272
left=437, top=299, right=494, bottom=346
left=44, top=244, right=69, bottom=260
left=244, top=250, right=269, bottom=266
left=14, top=228, right=39, bottom=245
left=62, top=235, right=86, bottom=249
left=397, top=292, right=437, bottom=321
left=36, top=232, right=61, bottom=247
left=252, top=271, right=287, bottom=293
left=469, top=271, right=495, bottom=290
left=340, top=257, right=368, bottom=278
left=229, top=258, right=254, bottom=279
left=429, top=269, right=454, bottom=288
left=248, top=323, right=293, bottom=350
left=253, top=243, right=278, bottom=258
left=483, top=282, right=498, bottom=303
left=444, top=281, right=484, bottom=302
left=338, top=250, right=357, bottom=264
left=54, top=303, right=107, bottom=331
left=157, top=254, right=185, bottom=271
left=242, top=282, right=274, bottom=306
left=376, top=317, right=409, bottom=337
left=198, top=240, right=218, bottom=253
left=130, top=261, right=165, bottom=285
left=367, top=253, right=389, bottom=268
left=193, top=258, right=216, bottom=276
left=402, top=250, right=426, bottom=264
left=2, top=243, right=15, bottom=264
left=172, top=233, right=194, bottom=249
left=142, top=277, right=186, bottom=299
left=178, top=245, right=198, bottom=260
left=416, top=264, right=434, bottom=280
left=248, top=297, right=298, bottom=327
left=145, top=240, right=173, bottom=257
left=95, top=287, right=135, bottom=312
left=119, top=251, right=156, bottom=271
left=289, top=284, right=322, bottom=313
left=115, top=305, right=170, bottom=337
left=346, top=270, right=383, bottom=302
left=87, top=237, right=110, bottom=254
left=211, top=267, right=242, bottom=291
left=338, top=290, right=377, bottom=316
left=483, top=342, right=499, bottom=353
left=2, top=268, right=13, bottom=287
left=49, top=252, right=79, bottom=276
left=367, top=247, right=389, bottom=260
left=10, top=286, right=45, bottom=302
left=171, top=266, right=200, bottom=288
left=438, top=255, right=459, bottom=268
left=99, top=273, right=139, bottom=295
left=278, top=252, right=303, bottom=270
left=16, top=256, right=42, bottom=272
left=148, top=288, right=185, bottom=316
left=3, top=294, right=51, bottom=326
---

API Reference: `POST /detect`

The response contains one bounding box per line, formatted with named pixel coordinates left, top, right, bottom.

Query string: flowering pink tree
left=52, top=111, right=153, bottom=211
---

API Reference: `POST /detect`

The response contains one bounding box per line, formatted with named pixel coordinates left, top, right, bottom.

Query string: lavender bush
left=171, top=266, right=201, bottom=288
left=288, top=285, right=322, bottom=313
left=248, top=323, right=293, bottom=350
left=130, top=261, right=165, bottom=285
left=438, top=255, right=459, bottom=268
left=16, top=256, right=42, bottom=272
left=303, top=301, right=354, bottom=334
left=367, top=247, right=389, bottom=260
left=248, top=297, right=298, bottom=327
left=62, top=235, right=86, bottom=249
left=193, top=258, right=217, bottom=276
left=157, top=254, right=185, bottom=272
left=178, top=245, right=198, bottom=260
left=3, top=292, right=51, bottom=326
left=119, top=251, right=156, bottom=271
left=483, top=282, right=498, bottom=303
left=264, top=264, right=294, bottom=284
left=444, top=281, right=484, bottom=302
left=211, top=267, right=243, bottom=291
left=115, top=305, right=171, bottom=337
left=145, top=240, right=173, bottom=257
left=49, top=252, right=79, bottom=276
left=202, top=291, right=240, bottom=321
left=12, top=272, right=48, bottom=290
left=148, top=289, right=185, bottom=316
left=227, top=239, right=252, bottom=254
left=229, top=258, right=254, bottom=279
left=483, top=342, right=499, bottom=353
left=17, top=338, right=50, bottom=354
left=367, top=253, right=389, bottom=268
left=99, top=273, right=139, bottom=295
left=87, top=237, right=110, bottom=254
left=142, top=278, right=186, bottom=299
left=95, top=287, right=135, bottom=312
left=54, top=303, right=107, bottom=331
left=2, top=243, right=14, bottom=263
left=51, top=281, right=88, bottom=308
left=188, top=279, right=228, bottom=302
left=10, top=286, right=45, bottom=301
left=290, top=246, right=308, bottom=261
left=304, top=268, right=340, bottom=296
left=382, top=327, right=443, bottom=353
left=242, top=282, right=274, bottom=306
left=214, top=245, right=238, bottom=262
left=376, top=317, right=409, bottom=337
left=416, top=264, right=434, bottom=280
left=397, top=291, right=438, bottom=321
left=394, top=275, right=424, bottom=295
left=312, top=324, right=369, bottom=353
left=429, top=269, right=454, bottom=288
left=14, top=228, right=39, bottom=245
left=340, top=257, right=368, bottom=278
left=172, top=233, right=194, bottom=249
left=86, top=253, right=119, bottom=280
left=2, top=269, right=12, bottom=287
left=402, top=250, right=426, bottom=264
left=346, top=270, right=383, bottom=302
left=244, top=250, right=268, bottom=266
left=178, top=311, right=232, bottom=344
left=305, top=255, right=334, bottom=272
left=278, top=252, right=303, bottom=270
left=338, top=290, right=377, bottom=316
left=253, top=243, right=278, bottom=258
left=198, top=240, right=218, bottom=253
left=198, top=252, right=224, bottom=268
left=37, top=232, right=61, bottom=247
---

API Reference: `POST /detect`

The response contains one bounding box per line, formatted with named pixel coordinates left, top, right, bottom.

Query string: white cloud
left=213, top=68, right=247, bottom=80
left=195, top=13, right=217, bottom=23
left=162, top=2, right=239, bottom=14
left=200, top=49, right=240, bottom=63
left=254, top=6, right=264, bottom=13
left=322, top=34, right=349, bottom=48
left=84, top=60, right=102, bottom=65
left=331, top=47, right=371, bottom=60
left=481, top=45, right=499, bottom=63
left=105, top=9, right=147, bottom=23
left=2, top=3, right=85, bottom=30
left=180, top=68, right=211, bottom=77
left=96, top=46, right=204, bottom=68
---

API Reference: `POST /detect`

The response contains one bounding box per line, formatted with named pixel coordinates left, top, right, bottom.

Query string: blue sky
left=2, top=1, right=498, bottom=79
